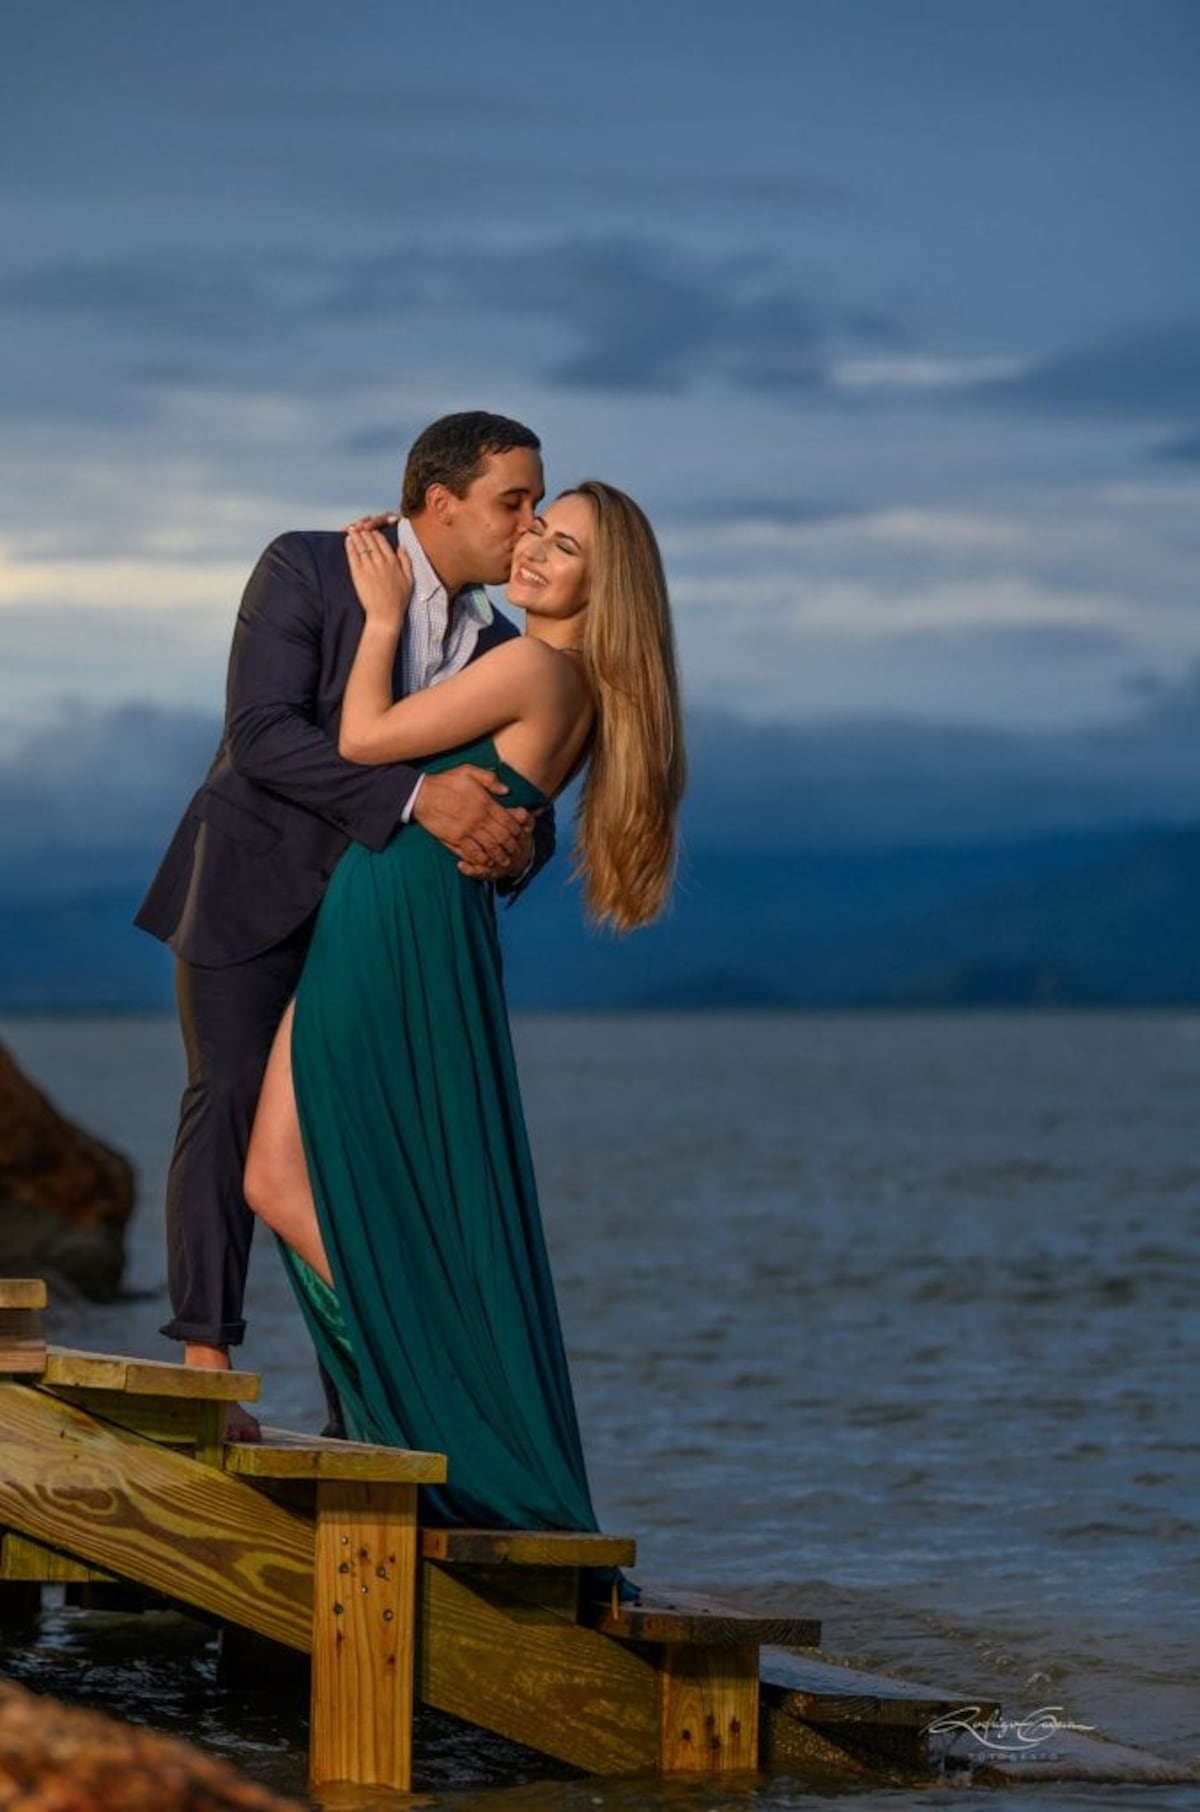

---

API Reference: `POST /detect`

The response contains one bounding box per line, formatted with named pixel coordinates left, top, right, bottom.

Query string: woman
left=244, top=482, right=684, bottom=1539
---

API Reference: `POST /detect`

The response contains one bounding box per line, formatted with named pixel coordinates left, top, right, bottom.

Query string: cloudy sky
left=2, top=0, right=1198, bottom=855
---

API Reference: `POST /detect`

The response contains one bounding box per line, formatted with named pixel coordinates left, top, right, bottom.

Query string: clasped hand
left=345, top=525, right=412, bottom=631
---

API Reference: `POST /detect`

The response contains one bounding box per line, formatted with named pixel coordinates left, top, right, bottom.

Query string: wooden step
left=587, top=1583, right=820, bottom=1648
left=226, top=1427, right=446, bottom=1485
left=761, top=1645, right=996, bottom=1728
left=42, top=1347, right=261, bottom=1401
left=420, top=1527, right=635, bottom=1568
left=0, top=1281, right=49, bottom=1310
left=0, top=1280, right=48, bottom=1376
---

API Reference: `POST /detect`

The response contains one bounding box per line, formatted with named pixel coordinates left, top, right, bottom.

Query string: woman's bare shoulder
left=486, top=635, right=587, bottom=693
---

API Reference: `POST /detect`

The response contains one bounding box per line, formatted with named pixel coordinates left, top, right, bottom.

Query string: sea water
left=1, top=1011, right=1197, bottom=1809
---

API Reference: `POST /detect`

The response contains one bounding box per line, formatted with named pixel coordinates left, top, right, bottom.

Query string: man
left=136, top=412, right=550, bottom=1433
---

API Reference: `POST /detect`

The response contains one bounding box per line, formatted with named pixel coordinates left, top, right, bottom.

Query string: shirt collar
left=398, top=516, right=494, bottom=625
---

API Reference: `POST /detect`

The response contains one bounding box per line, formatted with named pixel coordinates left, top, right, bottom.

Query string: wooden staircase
left=4, top=1278, right=1183, bottom=1795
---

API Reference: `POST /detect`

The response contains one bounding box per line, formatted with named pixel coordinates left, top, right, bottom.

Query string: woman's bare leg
left=244, top=1000, right=333, bottom=1285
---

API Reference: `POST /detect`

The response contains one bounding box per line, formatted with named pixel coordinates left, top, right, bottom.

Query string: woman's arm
left=224, top=532, right=423, bottom=849
left=340, top=528, right=538, bottom=765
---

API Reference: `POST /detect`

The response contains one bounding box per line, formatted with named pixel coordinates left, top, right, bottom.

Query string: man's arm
left=226, top=533, right=536, bottom=871
left=225, top=533, right=416, bottom=851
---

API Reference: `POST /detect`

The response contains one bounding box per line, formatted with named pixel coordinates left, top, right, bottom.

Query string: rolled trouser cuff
left=159, top=1316, right=247, bottom=1347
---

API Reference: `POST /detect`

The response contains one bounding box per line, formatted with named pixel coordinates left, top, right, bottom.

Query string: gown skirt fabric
left=279, top=736, right=601, bottom=1534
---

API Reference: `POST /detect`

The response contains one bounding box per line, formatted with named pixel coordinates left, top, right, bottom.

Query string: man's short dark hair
left=401, top=412, right=541, bottom=515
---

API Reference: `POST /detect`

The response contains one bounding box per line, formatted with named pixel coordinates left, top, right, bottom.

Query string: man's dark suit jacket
left=136, top=525, right=553, bottom=968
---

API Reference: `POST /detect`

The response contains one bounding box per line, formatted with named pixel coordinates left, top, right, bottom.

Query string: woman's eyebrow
left=553, top=532, right=582, bottom=552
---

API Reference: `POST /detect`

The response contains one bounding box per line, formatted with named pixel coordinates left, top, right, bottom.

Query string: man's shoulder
left=263, top=527, right=345, bottom=565
left=249, top=528, right=352, bottom=600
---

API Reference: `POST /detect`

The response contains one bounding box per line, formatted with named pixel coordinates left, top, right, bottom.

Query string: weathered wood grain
left=659, top=1641, right=759, bottom=1770
left=0, top=1327, right=47, bottom=1376
left=590, top=1583, right=820, bottom=1648
left=0, top=1383, right=311, bottom=1647
left=0, top=1281, right=48, bottom=1310
left=226, top=1429, right=445, bottom=1484
left=760, top=1645, right=997, bottom=1728
left=420, top=1527, right=635, bottom=1568
left=419, top=1561, right=660, bottom=1773
left=440, top=1564, right=581, bottom=1618
left=310, top=1480, right=418, bottom=1792
left=1, top=1531, right=115, bottom=1584
left=40, top=1387, right=207, bottom=1446
left=42, top=1347, right=260, bottom=1402
left=759, top=1699, right=878, bottom=1776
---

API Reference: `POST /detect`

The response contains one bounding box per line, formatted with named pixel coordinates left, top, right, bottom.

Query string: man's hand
left=412, top=766, right=533, bottom=879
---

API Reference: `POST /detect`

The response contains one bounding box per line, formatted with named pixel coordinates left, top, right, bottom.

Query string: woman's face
left=506, top=493, right=593, bottom=620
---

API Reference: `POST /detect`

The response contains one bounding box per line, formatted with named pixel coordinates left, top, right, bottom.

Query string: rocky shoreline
left=0, top=1043, right=134, bottom=1301
left=0, top=1679, right=302, bottom=1812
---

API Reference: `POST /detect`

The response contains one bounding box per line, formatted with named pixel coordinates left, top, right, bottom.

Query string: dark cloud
left=335, top=423, right=428, bottom=461
left=320, top=233, right=904, bottom=395
left=0, top=703, right=218, bottom=892
left=1, top=234, right=905, bottom=400
left=966, top=318, right=1200, bottom=423
left=2, top=680, right=1198, bottom=901
left=1, top=250, right=305, bottom=347
left=685, top=686, right=1200, bottom=847
left=1148, top=425, right=1200, bottom=464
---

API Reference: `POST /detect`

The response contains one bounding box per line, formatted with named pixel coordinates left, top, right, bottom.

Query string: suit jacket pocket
left=191, top=788, right=281, bottom=855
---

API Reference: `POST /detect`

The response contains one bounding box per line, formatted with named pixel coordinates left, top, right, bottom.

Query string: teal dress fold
left=278, top=735, right=602, bottom=1536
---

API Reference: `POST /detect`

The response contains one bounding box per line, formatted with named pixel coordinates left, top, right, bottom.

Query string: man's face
left=439, top=447, right=545, bottom=585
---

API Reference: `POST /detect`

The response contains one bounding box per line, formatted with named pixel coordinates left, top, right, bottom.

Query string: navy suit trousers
left=161, top=920, right=314, bottom=1347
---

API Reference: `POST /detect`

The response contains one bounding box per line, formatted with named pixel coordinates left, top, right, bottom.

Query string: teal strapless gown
left=279, top=736, right=601, bottom=1536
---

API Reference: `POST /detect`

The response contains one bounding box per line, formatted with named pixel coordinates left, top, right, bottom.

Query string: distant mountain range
left=2, top=820, right=1199, bottom=1013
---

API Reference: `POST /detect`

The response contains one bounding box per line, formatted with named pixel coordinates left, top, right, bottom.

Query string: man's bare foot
left=183, top=1341, right=262, bottom=1443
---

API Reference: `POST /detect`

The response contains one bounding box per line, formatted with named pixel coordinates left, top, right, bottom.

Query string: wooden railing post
left=658, top=1643, right=760, bottom=1771
left=310, top=1478, right=418, bottom=1793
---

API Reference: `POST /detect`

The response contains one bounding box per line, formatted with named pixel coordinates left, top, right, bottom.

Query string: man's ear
left=425, top=482, right=454, bottom=523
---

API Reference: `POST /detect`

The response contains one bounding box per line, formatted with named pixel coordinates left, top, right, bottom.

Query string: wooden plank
left=761, top=1646, right=997, bottom=1728
left=589, top=1584, right=820, bottom=1648
left=40, top=1387, right=206, bottom=1446
left=0, top=1281, right=48, bottom=1310
left=443, top=1564, right=581, bottom=1618
left=43, top=1347, right=260, bottom=1403
left=760, top=1699, right=878, bottom=1777
left=194, top=1400, right=226, bottom=1469
left=226, top=1429, right=445, bottom=1485
left=420, top=1528, right=635, bottom=1568
left=0, top=1309, right=47, bottom=1375
left=0, top=1382, right=311, bottom=1648
left=310, top=1480, right=418, bottom=1792
left=1, top=1531, right=115, bottom=1584
left=659, top=1642, right=759, bottom=1771
left=419, top=1560, right=660, bottom=1773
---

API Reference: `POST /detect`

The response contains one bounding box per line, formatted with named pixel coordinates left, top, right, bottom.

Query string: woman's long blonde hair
left=567, top=481, right=686, bottom=932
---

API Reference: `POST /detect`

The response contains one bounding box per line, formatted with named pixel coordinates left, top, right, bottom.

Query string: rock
left=0, top=1044, right=134, bottom=1301
left=0, top=1677, right=303, bottom=1810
